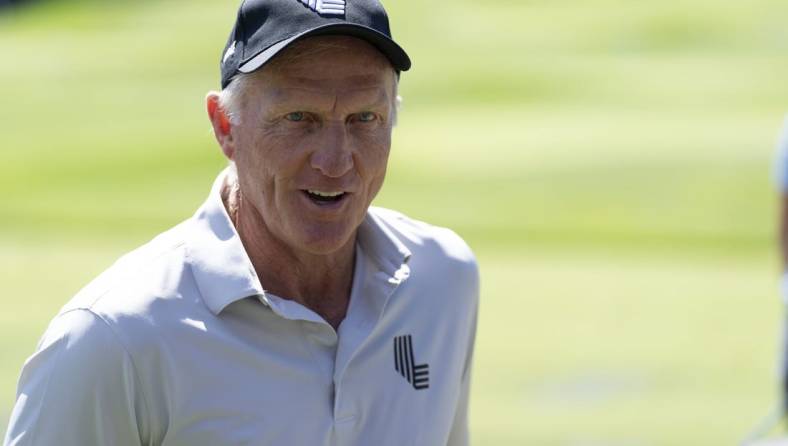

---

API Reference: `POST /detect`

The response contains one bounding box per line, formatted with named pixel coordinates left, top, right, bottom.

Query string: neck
left=223, top=178, right=355, bottom=329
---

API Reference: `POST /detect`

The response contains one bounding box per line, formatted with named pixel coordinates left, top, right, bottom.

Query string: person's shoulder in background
left=772, top=114, right=788, bottom=193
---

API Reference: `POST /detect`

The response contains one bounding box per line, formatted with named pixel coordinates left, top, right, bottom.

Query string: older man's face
left=230, top=36, right=397, bottom=255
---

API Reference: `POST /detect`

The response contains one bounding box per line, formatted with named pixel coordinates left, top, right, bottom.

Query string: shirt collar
left=185, top=169, right=265, bottom=315
left=358, top=208, right=412, bottom=284
left=185, top=169, right=412, bottom=316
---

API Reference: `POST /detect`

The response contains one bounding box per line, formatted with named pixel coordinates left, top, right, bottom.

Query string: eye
left=357, top=112, right=377, bottom=123
left=285, top=112, right=306, bottom=122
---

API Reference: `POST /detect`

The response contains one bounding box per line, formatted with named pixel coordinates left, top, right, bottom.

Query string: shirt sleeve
left=3, top=309, right=147, bottom=446
left=445, top=352, right=473, bottom=446
left=773, top=115, right=788, bottom=193
left=446, top=264, right=480, bottom=446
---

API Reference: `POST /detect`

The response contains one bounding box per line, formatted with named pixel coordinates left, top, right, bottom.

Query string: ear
left=206, top=92, right=235, bottom=160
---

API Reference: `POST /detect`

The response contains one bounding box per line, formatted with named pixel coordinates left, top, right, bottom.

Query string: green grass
left=2, top=0, right=788, bottom=443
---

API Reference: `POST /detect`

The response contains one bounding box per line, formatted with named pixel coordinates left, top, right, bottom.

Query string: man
left=3, top=0, right=479, bottom=445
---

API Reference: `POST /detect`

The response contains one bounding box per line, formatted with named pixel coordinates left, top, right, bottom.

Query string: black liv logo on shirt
left=393, top=335, right=429, bottom=390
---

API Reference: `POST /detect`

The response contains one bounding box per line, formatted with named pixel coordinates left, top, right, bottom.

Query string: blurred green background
left=2, top=0, right=788, bottom=443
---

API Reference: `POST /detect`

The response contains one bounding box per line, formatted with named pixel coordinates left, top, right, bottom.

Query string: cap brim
left=238, top=23, right=411, bottom=76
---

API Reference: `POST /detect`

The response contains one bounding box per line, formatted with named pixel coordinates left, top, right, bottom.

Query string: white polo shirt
left=4, top=170, right=479, bottom=446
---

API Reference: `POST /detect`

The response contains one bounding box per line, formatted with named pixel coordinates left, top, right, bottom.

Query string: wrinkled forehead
left=234, top=36, right=397, bottom=110
left=263, top=35, right=396, bottom=85
left=272, top=35, right=392, bottom=68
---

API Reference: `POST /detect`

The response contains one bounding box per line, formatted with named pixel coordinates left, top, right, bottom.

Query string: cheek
left=232, top=131, right=278, bottom=197
left=235, top=124, right=284, bottom=169
left=364, top=131, right=392, bottom=171
left=235, top=126, right=312, bottom=194
left=354, top=130, right=392, bottom=191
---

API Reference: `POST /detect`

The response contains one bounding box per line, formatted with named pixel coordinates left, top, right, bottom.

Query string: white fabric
left=4, top=169, right=479, bottom=446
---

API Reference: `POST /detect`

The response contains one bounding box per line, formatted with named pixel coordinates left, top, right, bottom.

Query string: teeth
left=308, top=190, right=344, bottom=197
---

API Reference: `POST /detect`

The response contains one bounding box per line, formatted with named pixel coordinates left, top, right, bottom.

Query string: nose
left=310, top=122, right=353, bottom=178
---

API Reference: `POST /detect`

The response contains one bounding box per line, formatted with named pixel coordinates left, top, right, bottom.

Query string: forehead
left=251, top=36, right=396, bottom=97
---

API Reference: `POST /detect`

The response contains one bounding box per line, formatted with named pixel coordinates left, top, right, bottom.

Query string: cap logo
left=297, top=0, right=345, bottom=16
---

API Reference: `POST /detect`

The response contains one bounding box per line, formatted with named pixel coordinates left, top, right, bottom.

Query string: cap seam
left=238, top=0, right=249, bottom=60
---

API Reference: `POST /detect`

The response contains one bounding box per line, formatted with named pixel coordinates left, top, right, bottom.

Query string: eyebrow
left=265, top=86, right=390, bottom=110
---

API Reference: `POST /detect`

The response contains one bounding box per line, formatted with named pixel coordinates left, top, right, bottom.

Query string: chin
left=292, top=222, right=357, bottom=255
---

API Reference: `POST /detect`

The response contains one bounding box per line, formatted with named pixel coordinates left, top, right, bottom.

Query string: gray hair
left=217, top=73, right=251, bottom=126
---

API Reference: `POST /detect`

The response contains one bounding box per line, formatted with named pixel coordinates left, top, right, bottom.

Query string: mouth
left=301, top=189, right=349, bottom=205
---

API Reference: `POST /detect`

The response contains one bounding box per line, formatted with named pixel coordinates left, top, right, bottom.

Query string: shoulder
left=29, top=308, right=133, bottom=375
left=6, top=308, right=150, bottom=445
left=58, top=220, right=196, bottom=346
left=18, top=308, right=137, bottom=413
left=10, top=224, right=197, bottom=445
left=65, top=221, right=188, bottom=305
left=369, top=207, right=479, bottom=290
left=369, top=207, right=476, bottom=263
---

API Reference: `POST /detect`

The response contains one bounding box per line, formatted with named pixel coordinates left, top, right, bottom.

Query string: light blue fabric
left=773, top=115, right=788, bottom=192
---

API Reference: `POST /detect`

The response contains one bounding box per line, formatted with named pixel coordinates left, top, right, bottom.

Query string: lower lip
left=300, top=191, right=350, bottom=212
